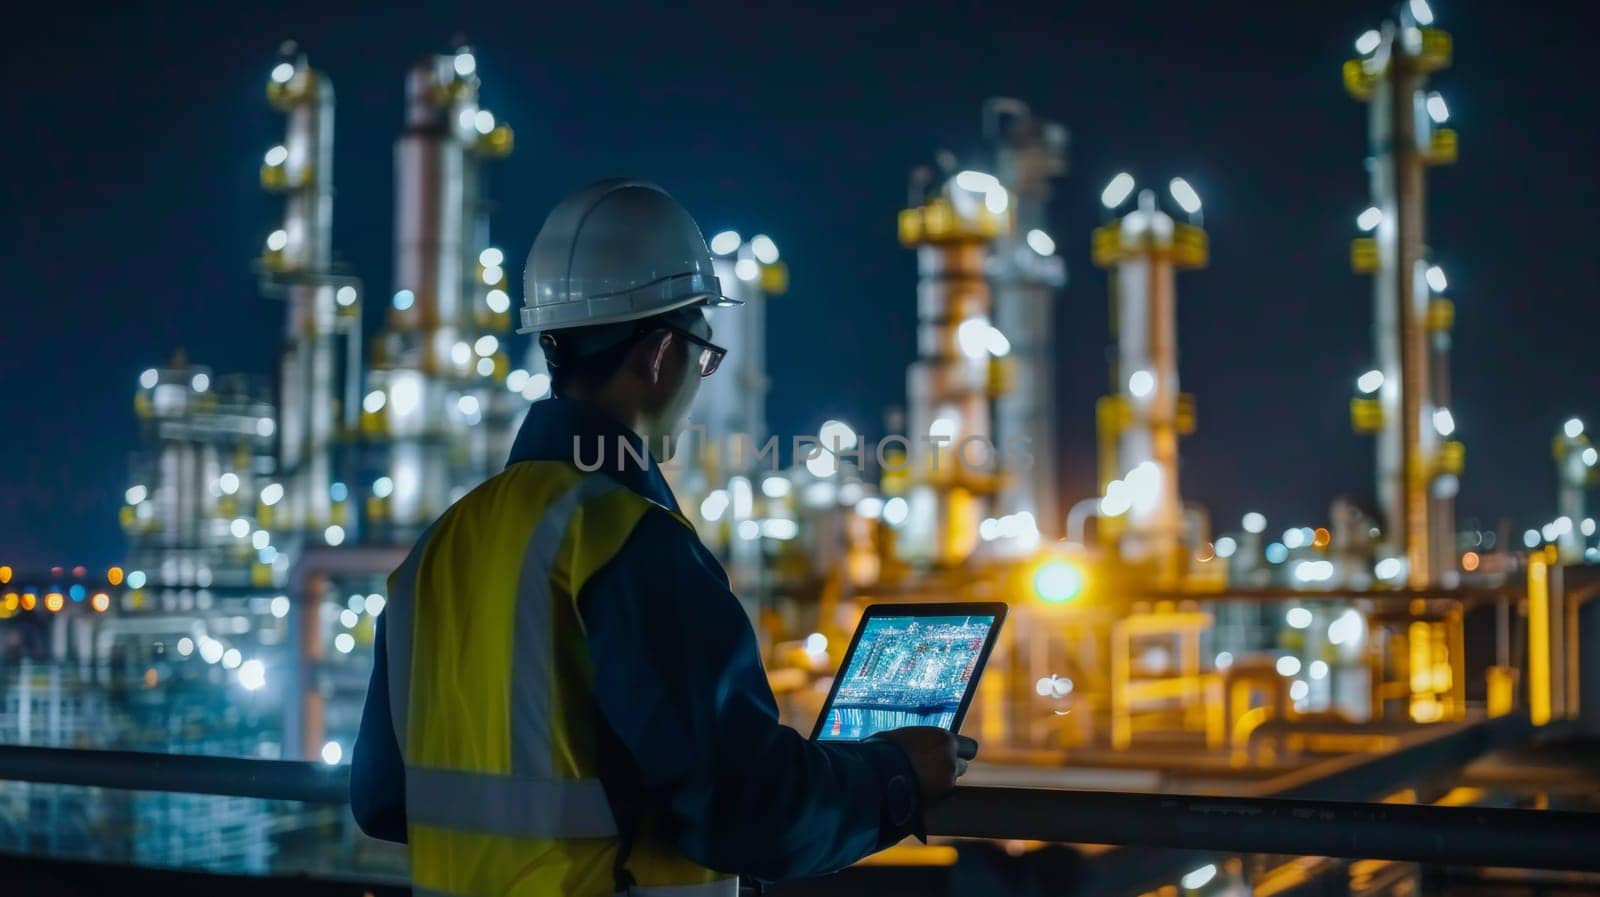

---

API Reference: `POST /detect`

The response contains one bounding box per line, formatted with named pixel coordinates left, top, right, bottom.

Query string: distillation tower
left=984, top=99, right=1068, bottom=546
left=1091, top=182, right=1206, bottom=587
left=366, top=46, right=515, bottom=538
left=1344, top=2, right=1461, bottom=588
left=260, top=44, right=361, bottom=546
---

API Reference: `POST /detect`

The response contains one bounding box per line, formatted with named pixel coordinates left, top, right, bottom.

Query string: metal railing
left=2, top=712, right=1595, bottom=891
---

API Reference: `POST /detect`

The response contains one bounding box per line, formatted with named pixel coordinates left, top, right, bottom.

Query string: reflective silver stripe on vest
left=510, top=473, right=621, bottom=779
left=405, top=765, right=617, bottom=838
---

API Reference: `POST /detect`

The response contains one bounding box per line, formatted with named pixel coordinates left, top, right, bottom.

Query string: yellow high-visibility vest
left=384, top=460, right=737, bottom=897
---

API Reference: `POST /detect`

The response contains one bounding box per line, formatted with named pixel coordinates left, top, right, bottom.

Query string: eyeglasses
left=660, top=325, right=726, bottom=379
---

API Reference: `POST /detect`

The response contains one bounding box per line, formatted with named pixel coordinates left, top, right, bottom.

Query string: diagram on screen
left=819, top=615, right=994, bottom=740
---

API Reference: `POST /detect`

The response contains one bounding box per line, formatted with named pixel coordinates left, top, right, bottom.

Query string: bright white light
left=928, top=416, right=958, bottom=441
left=955, top=170, right=1000, bottom=194
left=1524, top=529, right=1542, bottom=548
left=734, top=258, right=760, bottom=282
left=1266, top=542, right=1288, bottom=564
left=957, top=318, right=993, bottom=360
left=762, top=476, right=792, bottom=499
left=256, top=417, right=276, bottom=438
left=1026, top=228, right=1056, bottom=256
left=264, top=145, right=288, bottom=167
left=1125, top=461, right=1161, bottom=513
left=1355, top=29, right=1382, bottom=54
left=1214, top=652, right=1234, bottom=670
left=1182, top=864, right=1218, bottom=891
left=199, top=638, right=224, bottom=664
left=750, top=234, right=779, bottom=264
left=1101, top=172, right=1135, bottom=209
left=1242, top=512, right=1267, bottom=534
left=1433, top=407, right=1456, bottom=437
left=336, top=285, right=358, bottom=307
left=127, top=570, right=146, bottom=589
left=1542, top=522, right=1559, bottom=543
left=473, top=109, right=496, bottom=134
left=393, top=289, right=415, bottom=311
left=478, top=247, right=504, bottom=268
left=1283, top=528, right=1306, bottom=549
left=804, top=632, right=828, bottom=656
left=481, top=264, right=504, bottom=285
left=1169, top=177, right=1202, bottom=214
left=1357, top=369, right=1384, bottom=394
left=1409, top=0, right=1434, bottom=26
left=987, top=327, right=1011, bottom=357
left=1100, top=479, right=1131, bottom=517
left=177, top=637, right=194, bottom=657
left=324, top=524, right=345, bottom=547
left=523, top=373, right=552, bottom=401
left=710, top=230, right=741, bottom=255
left=1035, top=677, right=1055, bottom=697
left=805, top=450, right=837, bottom=479
left=980, top=518, right=1000, bottom=541
left=700, top=490, right=730, bottom=522
left=1286, top=607, right=1313, bottom=629
left=760, top=518, right=799, bottom=540
left=506, top=369, right=530, bottom=394
left=882, top=497, right=910, bottom=526
left=271, top=62, right=295, bottom=84
left=321, top=741, right=343, bottom=765
left=125, top=484, right=148, bottom=505
left=1214, top=536, right=1238, bottom=559
left=191, top=372, right=210, bottom=392
left=453, top=52, right=476, bottom=77
left=270, top=595, right=290, bottom=618
left=1128, top=369, right=1155, bottom=398
left=219, top=472, right=240, bottom=495
left=228, top=518, right=249, bottom=539
left=1425, top=264, right=1448, bottom=292
left=1293, top=560, right=1335, bottom=583
left=251, top=530, right=270, bottom=550
left=1553, top=516, right=1573, bottom=536
left=1357, top=206, right=1383, bottom=232
left=1289, top=680, right=1310, bottom=702
left=1309, top=660, right=1330, bottom=680
left=260, top=483, right=284, bottom=506
left=222, top=648, right=242, bottom=670
left=457, top=394, right=481, bottom=417
left=855, top=496, right=884, bottom=519
left=266, top=229, right=287, bottom=252
left=450, top=342, right=472, bottom=366
left=362, top=389, right=386, bottom=414
left=1584, top=447, right=1598, bottom=467
left=139, top=368, right=159, bottom=389
left=335, top=632, right=355, bottom=654
left=362, top=594, right=384, bottom=617
left=474, top=335, right=499, bottom=357
left=1276, top=656, right=1302, bottom=677
left=1375, top=556, right=1404, bottom=581
left=238, top=659, right=266, bottom=690
left=1563, top=417, right=1584, bottom=439
left=486, top=288, right=510, bottom=313
left=984, top=188, right=1009, bottom=215
left=1426, top=92, right=1449, bottom=124
left=340, top=608, right=359, bottom=629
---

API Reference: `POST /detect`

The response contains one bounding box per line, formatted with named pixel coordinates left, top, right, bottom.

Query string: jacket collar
left=506, top=396, right=683, bottom=514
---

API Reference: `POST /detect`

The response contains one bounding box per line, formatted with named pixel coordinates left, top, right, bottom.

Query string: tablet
left=811, top=603, right=1007, bottom=742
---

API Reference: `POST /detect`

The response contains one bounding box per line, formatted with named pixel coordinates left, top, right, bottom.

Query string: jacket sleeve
left=350, top=611, right=409, bottom=843
left=578, top=509, right=920, bottom=883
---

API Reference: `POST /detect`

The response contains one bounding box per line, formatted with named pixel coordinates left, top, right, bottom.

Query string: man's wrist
left=862, top=737, right=925, bottom=844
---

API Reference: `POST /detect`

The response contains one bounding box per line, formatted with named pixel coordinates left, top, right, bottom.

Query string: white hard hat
left=518, top=178, right=740, bottom=334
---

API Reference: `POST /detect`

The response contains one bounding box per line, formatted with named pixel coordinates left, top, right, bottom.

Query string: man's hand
left=872, top=726, right=979, bottom=805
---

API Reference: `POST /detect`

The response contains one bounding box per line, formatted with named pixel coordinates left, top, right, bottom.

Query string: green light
left=1034, top=560, right=1083, bottom=603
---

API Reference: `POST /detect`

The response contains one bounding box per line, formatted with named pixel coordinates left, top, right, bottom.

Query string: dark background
left=2, top=1, right=1594, bottom=567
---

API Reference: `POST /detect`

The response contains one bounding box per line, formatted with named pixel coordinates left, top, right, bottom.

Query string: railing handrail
left=1, top=713, right=1592, bottom=883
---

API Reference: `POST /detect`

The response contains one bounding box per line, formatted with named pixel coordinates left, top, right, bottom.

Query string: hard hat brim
left=517, top=272, right=740, bottom=334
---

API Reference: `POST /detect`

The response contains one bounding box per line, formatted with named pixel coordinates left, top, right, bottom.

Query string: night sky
left=2, top=1, right=1595, bottom=567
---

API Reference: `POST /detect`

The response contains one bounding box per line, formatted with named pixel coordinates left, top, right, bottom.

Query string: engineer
left=352, top=178, right=975, bottom=897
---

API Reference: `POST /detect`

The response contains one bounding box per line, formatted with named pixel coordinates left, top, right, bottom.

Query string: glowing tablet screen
left=815, top=614, right=997, bottom=741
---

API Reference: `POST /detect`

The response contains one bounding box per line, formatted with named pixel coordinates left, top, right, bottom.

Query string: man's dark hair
left=539, top=306, right=700, bottom=397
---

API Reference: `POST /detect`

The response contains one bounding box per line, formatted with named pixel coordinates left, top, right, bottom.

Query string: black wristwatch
left=885, top=772, right=915, bottom=828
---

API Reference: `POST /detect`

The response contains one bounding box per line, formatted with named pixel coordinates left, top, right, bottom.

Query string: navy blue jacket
left=351, top=397, right=920, bottom=882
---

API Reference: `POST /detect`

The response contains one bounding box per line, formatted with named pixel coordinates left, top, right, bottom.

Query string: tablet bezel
left=808, top=602, right=1008, bottom=742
